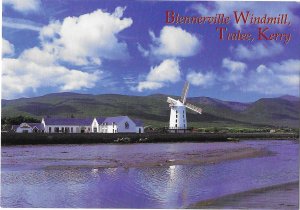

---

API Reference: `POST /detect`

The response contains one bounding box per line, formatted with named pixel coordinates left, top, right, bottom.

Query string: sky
left=2, top=0, right=300, bottom=102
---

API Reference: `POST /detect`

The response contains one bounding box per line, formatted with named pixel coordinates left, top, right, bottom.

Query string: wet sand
left=2, top=142, right=274, bottom=170
left=117, top=146, right=273, bottom=168
left=189, top=181, right=299, bottom=209
left=38, top=145, right=274, bottom=169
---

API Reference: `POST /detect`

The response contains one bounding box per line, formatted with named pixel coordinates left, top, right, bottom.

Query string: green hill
left=2, top=93, right=299, bottom=128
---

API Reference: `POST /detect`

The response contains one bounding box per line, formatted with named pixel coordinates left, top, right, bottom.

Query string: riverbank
left=2, top=141, right=275, bottom=169
left=2, top=140, right=298, bottom=208
left=189, top=181, right=299, bottom=209
left=1, top=132, right=298, bottom=145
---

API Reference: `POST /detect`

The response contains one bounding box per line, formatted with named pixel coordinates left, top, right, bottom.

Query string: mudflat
left=189, top=181, right=299, bottom=209
left=1, top=142, right=273, bottom=170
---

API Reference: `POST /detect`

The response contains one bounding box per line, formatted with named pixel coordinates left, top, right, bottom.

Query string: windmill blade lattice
left=180, top=82, right=189, bottom=104
left=185, top=102, right=202, bottom=114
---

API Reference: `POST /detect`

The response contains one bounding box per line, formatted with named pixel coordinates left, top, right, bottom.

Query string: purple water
left=1, top=140, right=298, bottom=208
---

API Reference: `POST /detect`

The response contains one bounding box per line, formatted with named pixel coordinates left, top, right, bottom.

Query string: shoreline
left=188, top=181, right=299, bottom=209
left=2, top=141, right=276, bottom=169
left=1, top=132, right=298, bottom=146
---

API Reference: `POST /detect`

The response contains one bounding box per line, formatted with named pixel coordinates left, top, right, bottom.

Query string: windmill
left=167, top=81, right=202, bottom=132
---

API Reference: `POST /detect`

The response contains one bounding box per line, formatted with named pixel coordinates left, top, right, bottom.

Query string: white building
left=13, top=123, right=45, bottom=133
left=39, top=116, right=144, bottom=133
left=41, top=118, right=93, bottom=133
left=92, top=116, right=144, bottom=133
left=169, top=100, right=187, bottom=130
left=167, top=81, right=202, bottom=133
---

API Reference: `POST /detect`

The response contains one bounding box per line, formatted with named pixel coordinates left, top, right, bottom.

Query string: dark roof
left=133, top=119, right=144, bottom=127
left=99, top=116, right=144, bottom=126
left=95, top=117, right=106, bottom=124
left=43, top=116, right=144, bottom=127
left=43, top=118, right=93, bottom=126
left=102, top=116, right=128, bottom=124
left=12, top=123, right=45, bottom=130
left=27, top=123, right=45, bottom=130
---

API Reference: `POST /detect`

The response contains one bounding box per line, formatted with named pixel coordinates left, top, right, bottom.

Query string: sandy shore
left=189, top=181, right=299, bottom=209
left=29, top=144, right=276, bottom=170
left=116, top=146, right=274, bottom=168
left=2, top=142, right=275, bottom=170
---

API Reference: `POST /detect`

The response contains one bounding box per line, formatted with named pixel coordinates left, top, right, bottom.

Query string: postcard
left=1, top=0, right=299, bottom=209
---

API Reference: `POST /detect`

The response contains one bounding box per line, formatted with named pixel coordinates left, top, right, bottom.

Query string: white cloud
left=2, top=57, right=101, bottom=99
left=39, top=21, right=61, bottom=41
left=144, top=26, right=201, bottom=58
left=186, top=71, right=215, bottom=87
left=244, top=59, right=300, bottom=95
left=136, top=59, right=181, bottom=92
left=2, top=7, right=132, bottom=99
left=222, top=58, right=247, bottom=84
left=3, top=0, right=41, bottom=13
left=40, top=7, right=133, bottom=66
left=2, top=39, right=15, bottom=56
left=3, top=17, right=42, bottom=31
left=137, top=43, right=149, bottom=57
left=191, top=2, right=300, bottom=29
left=222, top=58, right=247, bottom=73
left=269, top=59, right=300, bottom=74
left=136, top=81, right=164, bottom=92
left=232, top=42, right=284, bottom=60
left=20, top=47, right=56, bottom=65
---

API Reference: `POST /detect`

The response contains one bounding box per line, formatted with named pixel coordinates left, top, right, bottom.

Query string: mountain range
left=2, top=93, right=299, bottom=128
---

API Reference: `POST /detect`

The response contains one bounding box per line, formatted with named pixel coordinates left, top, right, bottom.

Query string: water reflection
left=1, top=140, right=298, bottom=208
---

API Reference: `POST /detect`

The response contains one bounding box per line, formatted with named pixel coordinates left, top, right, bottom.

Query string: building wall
left=44, top=125, right=91, bottom=133
left=91, top=119, right=99, bottom=133
left=169, top=105, right=187, bottom=129
left=97, top=117, right=142, bottom=133
left=16, top=127, right=33, bottom=133
left=136, top=126, right=144, bottom=133
left=41, top=117, right=144, bottom=134
left=98, top=124, right=115, bottom=133
left=116, top=117, right=138, bottom=133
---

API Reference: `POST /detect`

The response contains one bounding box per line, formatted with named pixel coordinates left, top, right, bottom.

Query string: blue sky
left=2, top=0, right=300, bottom=102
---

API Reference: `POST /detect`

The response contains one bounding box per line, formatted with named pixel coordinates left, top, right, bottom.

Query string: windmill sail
left=186, top=102, right=202, bottom=114
left=180, top=81, right=189, bottom=104
left=167, top=97, right=177, bottom=106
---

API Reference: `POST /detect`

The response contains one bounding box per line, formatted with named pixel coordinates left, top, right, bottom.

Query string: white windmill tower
left=167, top=81, right=202, bottom=133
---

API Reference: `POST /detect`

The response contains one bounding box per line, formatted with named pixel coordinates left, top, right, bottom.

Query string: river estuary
left=1, top=140, right=298, bottom=208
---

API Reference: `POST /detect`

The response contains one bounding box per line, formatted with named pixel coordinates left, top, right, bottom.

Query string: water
left=1, top=140, right=298, bottom=208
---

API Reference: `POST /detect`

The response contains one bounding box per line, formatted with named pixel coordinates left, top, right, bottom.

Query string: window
left=175, top=124, right=177, bottom=127
left=54, top=127, right=59, bottom=133
left=176, top=119, right=177, bottom=123
left=65, top=127, right=69, bottom=133
left=49, top=127, right=52, bottom=133
left=93, top=127, right=97, bottom=133
left=125, top=122, right=129, bottom=129
left=71, top=127, right=73, bottom=133
left=81, top=127, right=85, bottom=133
